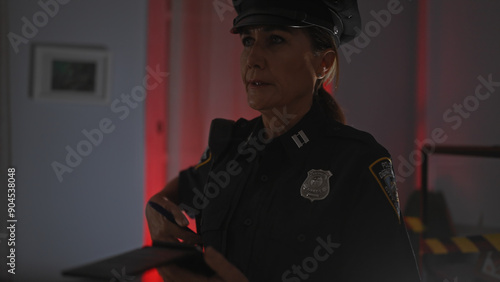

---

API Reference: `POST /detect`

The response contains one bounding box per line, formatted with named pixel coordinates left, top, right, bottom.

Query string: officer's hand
left=146, top=192, right=202, bottom=245
left=158, top=247, right=249, bottom=282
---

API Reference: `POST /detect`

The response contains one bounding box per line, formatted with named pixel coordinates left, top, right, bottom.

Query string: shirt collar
left=242, top=98, right=341, bottom=159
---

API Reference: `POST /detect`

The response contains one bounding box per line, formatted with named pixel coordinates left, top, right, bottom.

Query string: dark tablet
left=62, top=241, right=214, bottom=280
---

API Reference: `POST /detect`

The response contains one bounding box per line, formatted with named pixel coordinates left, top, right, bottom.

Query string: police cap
left=230, top=0, right=361, bottom=46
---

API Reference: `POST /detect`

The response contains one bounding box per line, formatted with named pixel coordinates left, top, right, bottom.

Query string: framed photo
left=31, top=44, right=111, bottom=104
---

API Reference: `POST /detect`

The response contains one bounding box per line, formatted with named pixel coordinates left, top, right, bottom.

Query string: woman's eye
left=241, top=37, right=253, bottom=47
left=270, top=35, right=284, bottom=44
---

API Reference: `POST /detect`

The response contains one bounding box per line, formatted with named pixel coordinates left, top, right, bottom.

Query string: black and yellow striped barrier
left=422, top=233, right=500, bottom=255
left=404, top=216, right=425, bottom=233
left=403, top=217, right=500, bottom=255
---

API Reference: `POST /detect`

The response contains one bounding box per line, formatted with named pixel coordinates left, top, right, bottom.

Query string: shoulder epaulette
left=208, top=118, right=236, bottom=158
left=328, top=122, right=388, bottom=154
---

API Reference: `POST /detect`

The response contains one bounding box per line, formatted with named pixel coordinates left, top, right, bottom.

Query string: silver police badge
left=301, top=169, right=332, bottom=201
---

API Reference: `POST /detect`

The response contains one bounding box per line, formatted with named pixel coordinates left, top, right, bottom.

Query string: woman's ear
left=316, top=50, right=336, bottom=79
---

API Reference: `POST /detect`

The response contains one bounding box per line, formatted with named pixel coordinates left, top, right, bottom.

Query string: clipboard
left=62, top=241, right=215, bottom=280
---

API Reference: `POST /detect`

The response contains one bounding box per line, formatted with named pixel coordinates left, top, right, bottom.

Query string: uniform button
left=260, top=175, right=268, bottom=182
left=244, top=218, right=253, bottom=226
left=297, top=234, right=306, bottom=242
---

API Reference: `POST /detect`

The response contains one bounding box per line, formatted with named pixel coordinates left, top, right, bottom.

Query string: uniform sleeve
left=337, top=155, right=421, bottom=282
left=177, top=147, right=213, bottom=218
left=177, top=118, right=236, bottom=218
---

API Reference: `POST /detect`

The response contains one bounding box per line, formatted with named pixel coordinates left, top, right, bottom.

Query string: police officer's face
left=240, top=26, right=324, bottom=115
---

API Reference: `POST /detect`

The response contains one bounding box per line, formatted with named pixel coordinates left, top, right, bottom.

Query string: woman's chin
left=247, top=99, right=274, bottom=113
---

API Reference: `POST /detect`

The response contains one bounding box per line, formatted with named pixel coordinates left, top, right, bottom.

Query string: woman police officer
left=146, top=0, right=421, bottom=281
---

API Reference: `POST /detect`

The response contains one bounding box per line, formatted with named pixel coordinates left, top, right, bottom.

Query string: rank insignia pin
left=301, top=169, right=332, bottom=202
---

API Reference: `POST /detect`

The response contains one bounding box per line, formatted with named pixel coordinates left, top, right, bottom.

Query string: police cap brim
left=230, top=13, right=313, bottom=34
left=230, top=0, right=361, bottom=46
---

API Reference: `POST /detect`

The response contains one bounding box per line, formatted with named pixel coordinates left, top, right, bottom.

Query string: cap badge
left=301, top=169, right=332, bottom=202
left=333, top=26, right=339, bottom=35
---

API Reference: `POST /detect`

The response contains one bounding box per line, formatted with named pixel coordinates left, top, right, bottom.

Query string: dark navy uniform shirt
left=178, top=99, right=421, bottom=281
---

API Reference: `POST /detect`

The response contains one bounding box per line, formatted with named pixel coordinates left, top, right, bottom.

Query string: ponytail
left=316, top=85, right=346, bottom=124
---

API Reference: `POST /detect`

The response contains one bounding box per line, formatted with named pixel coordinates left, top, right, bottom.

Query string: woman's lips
left=248, top=80, right=272, bottom=88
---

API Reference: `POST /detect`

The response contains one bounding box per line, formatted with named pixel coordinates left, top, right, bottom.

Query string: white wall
left=4, top=0, right=148, bottom=281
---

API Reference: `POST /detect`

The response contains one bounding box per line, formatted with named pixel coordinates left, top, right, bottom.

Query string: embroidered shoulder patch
left=369, top=157, right=400, bottom=222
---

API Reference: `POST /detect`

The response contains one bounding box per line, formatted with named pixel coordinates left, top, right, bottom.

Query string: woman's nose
left=246, top=43, right=266, bottom=69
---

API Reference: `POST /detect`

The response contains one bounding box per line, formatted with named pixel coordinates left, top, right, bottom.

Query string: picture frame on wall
left=31, top=44, right=111, bottom=104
